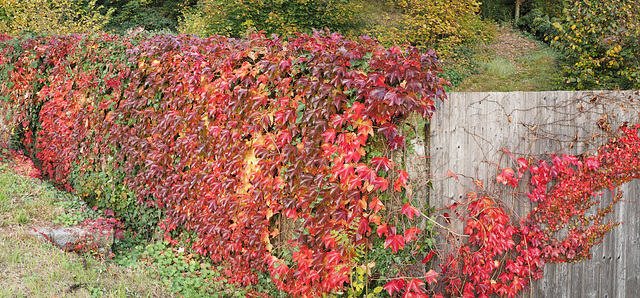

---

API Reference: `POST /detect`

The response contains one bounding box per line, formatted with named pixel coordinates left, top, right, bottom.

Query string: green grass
left=0, top=163, right=62, bottom=227
left=452, top=29, right=562, bottom=92
left=483, top=57, right=518, bottom=77
left=0, top=231, right=172, bottom=297
left=0, top=153, right=279, bottom=297
left=0, top=160, right=174, bottom=297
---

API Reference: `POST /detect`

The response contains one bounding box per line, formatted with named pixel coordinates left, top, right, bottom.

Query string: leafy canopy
left=179, top=0, right=363, bottom=38
left=0, top=0, right=112, bottom=36
left=96, top=0, right=196, bottom=34
left=550, top=0, right=640, bottom=90
left=362, top=0, right=493, bottom=54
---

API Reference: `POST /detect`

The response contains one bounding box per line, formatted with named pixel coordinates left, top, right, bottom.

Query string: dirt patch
left=489, top=26, right=539, bottom=61
left=453, top=25, right=560, bottom=92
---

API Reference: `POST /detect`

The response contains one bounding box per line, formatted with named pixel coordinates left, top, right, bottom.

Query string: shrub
left=366, top=0, right=491, bottom=50
left=0, top=32, right=446, bottom=296
left=517, top=8, right=555, bottom=39
left=480, top=0, right=565, bottom=23
left=97, top=0, right=194, bottom=34
left=178, top=0, right=364, bottom=38
left=479, top=0, right=514, bottom=22
left=550, top=0, right=639, bottom=90
left=0, top=0, right=112, bottom=36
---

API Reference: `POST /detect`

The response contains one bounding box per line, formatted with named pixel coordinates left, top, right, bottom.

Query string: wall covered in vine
left=1, top=32, right=638, bottom=297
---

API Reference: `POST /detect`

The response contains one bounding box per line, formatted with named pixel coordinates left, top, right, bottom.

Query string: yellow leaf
left=266, top=208, right=273, bottom=220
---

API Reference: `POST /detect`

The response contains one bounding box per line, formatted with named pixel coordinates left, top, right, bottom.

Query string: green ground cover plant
left=0, top=149, right=174, bottom=297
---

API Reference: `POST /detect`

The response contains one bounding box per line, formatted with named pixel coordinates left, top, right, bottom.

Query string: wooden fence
left=427, top=91, right=640, bottom=297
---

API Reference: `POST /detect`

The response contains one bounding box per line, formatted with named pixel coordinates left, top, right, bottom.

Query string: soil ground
left=454, top=26, right=561, bottom=92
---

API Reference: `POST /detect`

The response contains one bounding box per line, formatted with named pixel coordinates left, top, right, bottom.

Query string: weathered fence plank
left=429, top=91, right=640, bottom=297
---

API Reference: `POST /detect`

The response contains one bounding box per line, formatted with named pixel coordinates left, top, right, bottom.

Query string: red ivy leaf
left=378, top=122, right=398, bottom=139
left=562, top=154, right=580, bottom=166
left=349, top=101, right=365, bottom=117
left=517, top=157, right=528, bottom=170
left=406, top=278, right=425, bottom=293
left=402, top=292, right=425, bottom=298
left=322, top=233, right=336, bottom=249
left=330, top=114, right=349, bottom=127
left=356, top=163, right=377, bottom=183
left=585, top=156, right=599, bottom=170
left=389, top=135, right=405, bottom=150
left=496, top=167, right=517, bottom=187
left=372, top=176, right=388, bottom=191
left=322, top=129, right=336, bottom=143
left=284, top=208, right=297, bottom=219
left=425, top=270, right=438, bottom=284
left=446, top=169, right=458, bottom=180
left=377, top=222, right=389, bottom=238
left=422, top=251, right=436, bottom=263
left=384, top=90, right=397, bottom=104
left=383, top=279, right=405, bottom=296
left=404, top=227, right=421, bottom=242
left=394, top=169, right=409, bottom=191
left=384, top=234, right=405, bottom=253
left=462, top=283, right=475, bottom=298
left=334, top=163, right=354, bottom=180
left=325, top=251, right=341, bottom=265
left=401, top=203, right=420, bottom=220
left=443, top=212, right=451, bottom=224
left=369, top=196, right=386, bottom=214
left=506, top=260, right=519, bottom=272
left=370, top=156, right=394, bottom=172
left=358, top=217, right=371, bottom=235
left=369, top=86, right=387, bottom=100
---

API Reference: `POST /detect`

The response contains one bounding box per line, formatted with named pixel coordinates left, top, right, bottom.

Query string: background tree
left=479, top=0, right=565, bottom=25
left=178, top=0, right=364, bottom=38
left=550, top=0, right=640, bottom=90
left=95, top=0, right=196, bottom=34
left=514, top=0, right=525, bottom=25
left=361, top=0, right=493, bottom=56
left=0, top=0, right=112, bottom=36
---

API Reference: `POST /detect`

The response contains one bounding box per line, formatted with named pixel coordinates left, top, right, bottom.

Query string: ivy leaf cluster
left=0, top=31, right=446, bottom=296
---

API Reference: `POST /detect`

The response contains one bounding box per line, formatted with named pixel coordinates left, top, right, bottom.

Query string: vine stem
left=420, top=213, right=468, bottom=238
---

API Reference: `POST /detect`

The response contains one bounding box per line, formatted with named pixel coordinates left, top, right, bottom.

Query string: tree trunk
left=515, top=0, right=525, bottom=26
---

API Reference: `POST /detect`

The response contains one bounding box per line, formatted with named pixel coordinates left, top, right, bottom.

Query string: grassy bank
left=0, top=149, right=281, bottom=297
left=0, top=154, right=173, bottom=297
left=452, top=26, right=562, bottom=92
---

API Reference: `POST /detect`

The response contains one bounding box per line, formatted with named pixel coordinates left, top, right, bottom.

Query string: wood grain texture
left=427, top=91, right=640, bottom=298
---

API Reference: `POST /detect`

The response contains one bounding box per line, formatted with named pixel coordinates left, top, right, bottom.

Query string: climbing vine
left=383, top=124, right=640, bottom=297
left=1, top=31, right=637, bottom=297
left=0, top=31, right=445, bottom=295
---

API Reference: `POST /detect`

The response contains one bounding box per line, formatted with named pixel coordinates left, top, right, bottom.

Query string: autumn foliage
left=0, top=0, right=112, bottom=36
left=1, top=31, right=638, bottom=297
left=428, top=125, right=640, bottom=297
left=550, top=0, right=640, bottom=89
left=0, top=32, right=445, bottom=295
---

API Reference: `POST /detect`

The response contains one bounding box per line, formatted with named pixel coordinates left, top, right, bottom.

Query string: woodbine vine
left=0, top=32, right=638, bottom=297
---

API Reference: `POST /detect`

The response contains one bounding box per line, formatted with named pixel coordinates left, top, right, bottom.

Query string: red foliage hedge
left=2, top=31, right=639, bottom=297
left=0, top=32, right=446, bottom=295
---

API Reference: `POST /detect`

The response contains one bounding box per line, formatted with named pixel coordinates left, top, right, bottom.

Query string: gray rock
left=29, top=225, right=114, bottom=254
